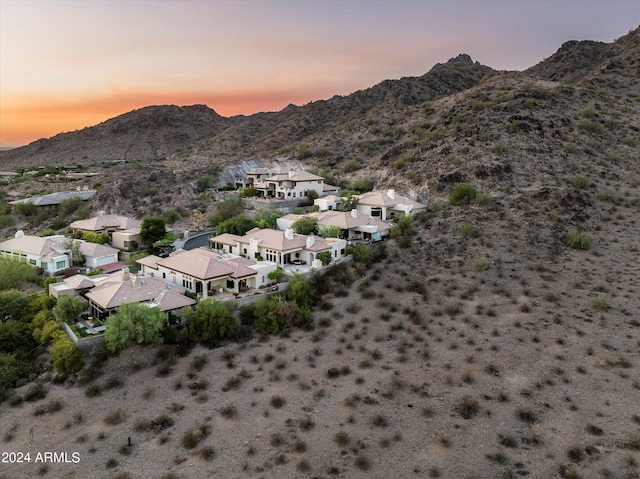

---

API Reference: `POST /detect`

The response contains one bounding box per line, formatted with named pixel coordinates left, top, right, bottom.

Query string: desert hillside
left=0, top=27, right=639, bottom=479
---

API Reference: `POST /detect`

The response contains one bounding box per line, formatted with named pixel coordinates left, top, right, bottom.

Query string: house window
left=41, top=262, right=47, bottom=269
left=162, top=272, right=166, bottom=279
left=55, top=260, right=66, bottom=270
left=29, top=259, right=36, bottom=265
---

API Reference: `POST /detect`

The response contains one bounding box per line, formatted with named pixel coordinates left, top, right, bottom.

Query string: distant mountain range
left=0, top=27, right=638, bottom=213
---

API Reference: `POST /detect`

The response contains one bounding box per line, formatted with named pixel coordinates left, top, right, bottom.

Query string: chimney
left=387, top=189, right=396, bottom=200
left=285, top=228, right=294, bottom=240
left=288, top=168, right=295, bottom=179
left=132, top=275, right=141, bottom=288
left=351, top=209, right=358, bottom=218
left=98, top=210, right=106, bottom=216
left=306, top=234, right=315, bottom=248
left=121, top=267, right=130, bottom=281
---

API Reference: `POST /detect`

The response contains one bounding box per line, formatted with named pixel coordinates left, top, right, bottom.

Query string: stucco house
left=10, top=189, right=96, bottom=213
left=70, top=213, right=142, bottom=249
left=314, top=210, right=392, bottom=241
left=136, top=248, right=277, bottom=298
left=0, top=232, right=119, bottom=275
left=0, top=232, right=71, bottom=274
left=85, top=268, right=196, bottom=320
left=48, top=273, right=109, bottom=299
left=355, top=189, right=427, bottom=220
left=210, top=227, right=347, bottom=268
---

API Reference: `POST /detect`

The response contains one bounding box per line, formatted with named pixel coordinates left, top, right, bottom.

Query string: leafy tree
left=319, top=225, right=342, bottom=238
left=140, top=217, right=167, bottom=245
left=316, top=251, right=332, bottom=265
left=38, top=229, right=57, bottom=237
left=215, top=215, right=256, bottom=236
left=242, top=186, right=257, bottom=197
left=196, top=175, right=213, bottom=192
left=0, top=353, right=31, bottom=392
left=353, top=244, right=372, bottom=265
left=51, top=334, right=84, bottom=373
left=0, top=215, right=15, bottom=228
left=292, top=217, right=317, bottom=235
left=53, top=295, right=88, bottom=323
left=0, top=290, right=30, bottom=322
left=64, top=240, right=84, bottom=265
left=105, top=302, right=167, bottom=354
left=339, top=189, right=359, bottom=197
left=208, top=199, right=244, bottom=226
left=0, top=260, right=37, bottom=290
left=341, top=194, right=359, bottom=212
left=254, top=207, right=283, bottom=229
left=59, top=196, right=83, bottom=215
left=267, top=267, right=283, bottom=281
left=0, top=320, right=34, bottom=354
left=390, top=215, right=414, bottom=238
left=352, top=177, right=374, bottom=193
left=13, top=201, right=37, bottom=217
left=83, top=232, right=110, bottom=244
left=286, top=274, right=311, bottom=310
left=186, top=298, right=237, bottom=345
left=164, top=209, right=180, bottom=224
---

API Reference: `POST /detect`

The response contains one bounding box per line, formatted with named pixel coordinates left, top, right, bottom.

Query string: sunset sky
left=1, top=0, right=638, bottom=147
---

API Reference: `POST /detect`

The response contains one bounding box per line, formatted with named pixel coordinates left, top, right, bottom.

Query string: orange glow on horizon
left=0, top=86, right=339, bottom=147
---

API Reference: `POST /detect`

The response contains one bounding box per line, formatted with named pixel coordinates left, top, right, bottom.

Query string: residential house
left=277, top=210, right=392, bottom=242
left=247, top=168, right=325, bottom=200
left=210, top=228, right=347, bottom=268
left=10, top=189, right=96, bottom=213
left=48, top=273, right=109, bottom=299
left=0, top=232, right=70, bottom=274
left=70, top=213, right=142, bottom=249
left=85, top=268, right=196, bottom=321
left=355, top=189, right=427, bottom=220
left=0, top=232, right=120, bottom=275
left=314, top=194, right=342, bottom=212
left=137, top=248, right=277, bottom=298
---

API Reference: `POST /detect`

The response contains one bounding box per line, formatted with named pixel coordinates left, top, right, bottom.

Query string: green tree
left=0, top=260, right=37, bottom=290
left=286, top=274, right=311, bottom=310
left=254, top=207, right=283, bottom=229
left=13, top=202, right=37, bottom=217
left=316, top=251, right=332, bottom=265
left=186, top=298, right=237, bottom=345
left=208, top=199, right=244, bottom=226
left=341, top=194, right=359, bottom=211
left=83, top=232, right=110, bottom=244
left=59, top=196, right=83, bottom=216
left=53, top=295, right=88, bottom=323
left=242, top=186, right=257, bottom=197
left=215, top=215, right=256, bottom=236
left=0, top=353, right=31, bottom=392
left=319, top=225, right=342, bottom=238
left=140, top=217, right=167, bottom=245
left=51, top=334, right=84, bottom=373
left=292, top=217, right=317, bottom=235
left=104, top=302, right=167, bottom=354
left=353, top=244, right=372, bottom=265
left=268, top=267, right=283, bottom=281
left=352, top=177, right=374, bottom=193
left=0, top=290, right=29, bottom=321
left=251, top=296, right=280, bottom=334
left=390, top=215, right=414, bottom=238
left=196, top=175, right=213, bottom=192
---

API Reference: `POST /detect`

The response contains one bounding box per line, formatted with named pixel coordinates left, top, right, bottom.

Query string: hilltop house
left=70, top=213, right=143, bottom=249
left=85, top=268, right=196, bottom=320
left=355, top=189, right=427, bottom=220
left=236, top=167, right=327, bottom=200
left=210, top=227, right=347, bottom=268
left=0, top=232, right=119, bottom=274
left=10, top=189, right=96, bottom=213
left=137, top=248, right=277, bottom=298
left=277, top=209, right=392, bottom=242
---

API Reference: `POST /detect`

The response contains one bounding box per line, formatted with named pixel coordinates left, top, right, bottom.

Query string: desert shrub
left=220, top=404, right=237, bottom=419
left=515, top=408, right=537, bottom=424
left=564, top=142, right=579, bottom=154
left=24, top=382, right=47, bottom=402
left=182, top=423, right=211, bottom=449
left=597, top=187, right=615, bottom=201
left=492, top=142, right=507, bottom=154
left=103, top=409, right=126, bottom=426
left=472, top=257, right=489, bottom=272
left=33, top=398, right=64, bottom=416
left=457, top=395, right=480, bottom=419
left=334, top=430, right=350, bottom=446
left=270, top=395, right=286, bottom=409
left=566, top=231, right=592, bottom=250
left=460, top=222, right=476, bottom=237
left=85, top=383, right=103, bottom=398
left=354, top=453, right=371, bottom=471
left=449, top=183, right=477, bottom=205
left=590, top=296, right=608, bottom=311
left=569, top=174, right=589, bottom=189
